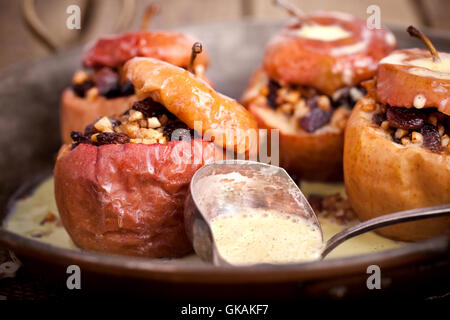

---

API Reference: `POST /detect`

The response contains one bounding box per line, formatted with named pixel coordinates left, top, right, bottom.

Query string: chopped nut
left=128, top=110, right=144, bottom=122
left=293, top=100, right=308, bottom=118
left=350, top=87, right=364, bottom=102
left=428, top=115, right=438, bottom=126
left=259, top=86, right=269, bottom=96
left=438, top=124, right=445, bottom=137
left=411, top=131, right=423, bottom=144
left=124, top=122, right=140, bottom=137
left=94, top=116, right=113, bottom=133
left=130, top=138, right=143, bottom=144
left=91, top=133, right=99, bottom=142
left=138, top=119, right=148, bottom=128
left=72, top=70, right=90, bottom=84
left=278, top=87, right=288, bottom=99
left=148, top=117, right=162, bottom=129
left=158, top=136, right=167, bottom=144
left=441, top=135, right=449, bottom=148
left=279, top=103, right=294, bottom=114
left=401, top=136, right=411, bottom=146
left=284, top=90, right=300, bottom=104
left=317, top=95, right=331, bottom=111
left=381, top=120, right=390, bottom=130
left=86, top=87, right=99, bottom=102
left=395, top=128, right=408, bottom=140
left=137, top=128, right=163, bottom=140
left=142, top=138, right=157, bottom=145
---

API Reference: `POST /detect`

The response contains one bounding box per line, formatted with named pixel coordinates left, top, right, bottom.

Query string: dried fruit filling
left=71, top=68, right=135, bottom=99
left=263, top=79, right=366, bottom=132
left=371, top=105, right=450, bottom=153
left=70, top=98, right=195, bottom=149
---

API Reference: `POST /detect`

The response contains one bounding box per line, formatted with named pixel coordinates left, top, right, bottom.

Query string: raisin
left=267, top=79, right=281, bottom=109
left=70, top=131, right=92, bottom=148
left=372, top=112, right=387, bottom=126
left=298, top=107, right=332, bottom=132
left=72, top=81, right=94, bottom=98
left=93, top=68, right=121, bottom=98
left=96, top=132, right=130, bottom=145
left=386, top=107, right=426, bottom=130
left=84, top=123, right=99, bottom=137
left=163, top=121, right=194, bottom=141
left=132, top=98, right=175, bottom=119
left=420, top=124, right=441, bottom=152
left=120, top=81, right=134, bottom=96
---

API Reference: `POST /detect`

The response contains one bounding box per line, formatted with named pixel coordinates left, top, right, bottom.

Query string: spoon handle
left=321, top=204, right=450, bottom=259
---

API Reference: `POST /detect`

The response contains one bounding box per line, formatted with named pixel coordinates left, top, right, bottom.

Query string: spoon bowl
left=184, top=160, right=450, bottom=266
left=184, top=160, right=321, bottom=266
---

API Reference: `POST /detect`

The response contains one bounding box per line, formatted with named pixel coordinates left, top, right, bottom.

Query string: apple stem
left=407, top=25, right=441, bottom=62
left=273, top=0, right=305, bottom=21
left=188, top=42, right=203, bottom=73
left=140, top=3, right=160, bottom=31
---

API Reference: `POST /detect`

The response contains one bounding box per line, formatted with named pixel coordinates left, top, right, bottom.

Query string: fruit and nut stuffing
left=262, top=78, right=366, bottom=132
left=71, top=68, right=135, bottom=100
left=70, top=97, right=194, bottom=148
left=365, top=98, right=450, bottom=153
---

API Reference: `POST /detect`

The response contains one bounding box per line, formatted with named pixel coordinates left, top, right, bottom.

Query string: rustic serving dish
left=0, top=20, right=449, bottom=300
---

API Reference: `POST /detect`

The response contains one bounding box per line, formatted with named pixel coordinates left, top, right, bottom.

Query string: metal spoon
left=184, top=160, right=450, bottom=266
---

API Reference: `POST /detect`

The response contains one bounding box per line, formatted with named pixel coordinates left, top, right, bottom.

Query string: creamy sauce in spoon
left=210, top=209, right=323, bottom=265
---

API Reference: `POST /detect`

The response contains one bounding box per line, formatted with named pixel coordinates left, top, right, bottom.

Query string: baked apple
left=242, top=9, right=396, bottom=181
left=54, top=58, right=258, bottom=257
left=344, top=27, right=450, bottom=241
left=60, top=30, right=210, bottom=144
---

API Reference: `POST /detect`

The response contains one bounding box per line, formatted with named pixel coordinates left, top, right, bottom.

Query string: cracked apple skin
left=60, top=89, right=137, bottom=144
left=54, top=140, right=216, bottom=258
left=344, top=96, right=450, bottom=241
left=377, top=49, right=450, bottom=116
left=264, top=13, right=396, bottom=96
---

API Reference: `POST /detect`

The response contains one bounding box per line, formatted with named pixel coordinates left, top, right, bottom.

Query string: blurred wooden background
left=0, top=0, right=449, bottom=70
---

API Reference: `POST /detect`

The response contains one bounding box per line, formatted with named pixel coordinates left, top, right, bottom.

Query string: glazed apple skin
left=60, top=89, right=137, bottom=144
left=54, top=140, right=216, bottom=257
left=264, top=13, right=396, bottom=96
left=82, top=31, right=210, bottom=69
left=377, top=49, right=450, bottom=116
left=124, top=57, right=258, bottom=154
left=344, top=97, right=450, bottom=241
